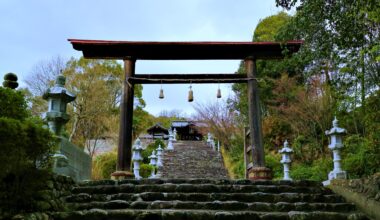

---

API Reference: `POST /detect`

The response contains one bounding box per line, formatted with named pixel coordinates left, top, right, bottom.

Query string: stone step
left=52, top=209, right=369, bottom=220
left=66, top=192, right=345, bottom=203
left=78, top=178, right=322, bottom=187
left=72, top=183, right=329, bottom=195
left=70, top=200, right=356, bottom=212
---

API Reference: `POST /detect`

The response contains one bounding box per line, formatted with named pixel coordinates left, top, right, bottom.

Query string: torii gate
left=69, top=39, right=302, bottom=180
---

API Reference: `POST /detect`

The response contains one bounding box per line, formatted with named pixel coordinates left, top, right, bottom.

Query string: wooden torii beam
left=69, top=39, right=302, bottom=180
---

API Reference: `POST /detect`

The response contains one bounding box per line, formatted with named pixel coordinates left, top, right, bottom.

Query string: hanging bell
left=217, top=88, right=222, bottom=98
left=188, top=87, right=194, bottom=102
left=159, top=88, right=164, bottom=99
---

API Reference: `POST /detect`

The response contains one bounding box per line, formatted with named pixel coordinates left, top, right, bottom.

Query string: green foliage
left=3, top=72, right=19, bottom=89
left=291, top=158, right=332, bottom=181
left=222, top=134, right=245, bottom=179
left=253, top=12, right=291, bottom=42
left=265, top=153, right=282, bottom=179
left=140, top=164, right=155, bottom=178
left=0, top=88, right=56, bottom=216
left=142, top=139, right=166, bottom=164
left=343, top=135, right=380, bottom=178
left=0, top=87, right=29, bottom=120
left=133, top=107, right=154, bottom=139
left=93, top=151, right=117, bottom=180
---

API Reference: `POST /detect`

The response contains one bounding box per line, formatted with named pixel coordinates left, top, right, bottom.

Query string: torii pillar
left=111, top=58, right=135, bottom=180
left=246, top=58, right=271, bottom=180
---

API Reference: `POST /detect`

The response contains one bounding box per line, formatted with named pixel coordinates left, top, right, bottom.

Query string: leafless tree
left=193, top=101, right=241, bottom=149
left=24, top=56, right=67, bottom=96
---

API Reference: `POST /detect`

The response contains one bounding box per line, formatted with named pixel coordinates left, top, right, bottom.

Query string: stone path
left=158, top=140, right=228, bottom=179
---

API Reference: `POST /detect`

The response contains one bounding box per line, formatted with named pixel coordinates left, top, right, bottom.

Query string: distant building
left=171, top=121, right=207, bottom=141
left=146, top=123, right=169, bottom=139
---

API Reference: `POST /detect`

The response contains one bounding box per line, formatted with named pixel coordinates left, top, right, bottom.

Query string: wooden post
left=246, top=58, right=272, bottom=180
left=111, top=58, right=135, bottom=180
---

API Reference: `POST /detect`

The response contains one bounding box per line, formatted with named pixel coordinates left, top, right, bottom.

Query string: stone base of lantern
left=323, top=170, right=347, bottom=186
left=111, top=170, right=134, bottom=180
left=248, top=167, right=272, bottom=180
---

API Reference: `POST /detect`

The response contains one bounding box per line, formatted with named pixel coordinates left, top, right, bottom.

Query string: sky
left=0, top=0, right=284, bottom=116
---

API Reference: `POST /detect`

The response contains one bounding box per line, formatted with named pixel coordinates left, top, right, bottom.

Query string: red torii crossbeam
left=69, top=39, right=303, bottom=180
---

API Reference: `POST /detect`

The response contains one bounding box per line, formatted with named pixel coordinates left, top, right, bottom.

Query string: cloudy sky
left=0, top=0, right=285, bottom=116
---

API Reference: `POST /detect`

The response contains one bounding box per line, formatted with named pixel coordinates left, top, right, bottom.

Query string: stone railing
left=329, top=173, right=380, bottom=220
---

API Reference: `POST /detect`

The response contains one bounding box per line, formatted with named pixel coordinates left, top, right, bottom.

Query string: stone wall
left=12, top=174, right=76, bottom=220
left=329, top=173, right=380, bottom=220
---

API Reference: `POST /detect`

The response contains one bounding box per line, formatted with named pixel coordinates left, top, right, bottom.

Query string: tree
left=62, top=57, right=124, bottom=157
left=276, top=0, right=380, bottom=134
left=24, top=56, right=67, bottom=117
left=0, top=87, right=56, bottom=216
left=194, top=101, right=240, bottom=148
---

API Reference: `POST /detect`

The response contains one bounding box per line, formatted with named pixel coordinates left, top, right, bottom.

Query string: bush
left=222, top=134, right=245, bottom=179
left=291, top=157, right=332, bottom=181
left=0, top=87, right=28, bottom=120
left=0, top=87, right=56, bottom=216
left=265, top=153, right=282, bottom=179
left=140, top=163, right=155, bottom=178
left=92, top=151, right=117, bottom=180
left=343, top=135, right=380, bottom=178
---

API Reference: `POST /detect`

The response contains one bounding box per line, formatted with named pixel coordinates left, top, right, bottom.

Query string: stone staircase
left=50, top=140, right=368, bottom=219
left=52, top=179, right=368, bottom=219
left=158, top=140, right=228, bottom=179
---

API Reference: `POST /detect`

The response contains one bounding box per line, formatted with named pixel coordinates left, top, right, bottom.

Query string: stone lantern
left=324, top=117, right=347, bottom=185
left=42, top=75, right=76, bottom=136
left=207, top=133, right=212, bottom=146
left=43, top=75, right=76, bottom=169
left=156, top=144, right=163, bottom=167
left=132, top=138, right=143, bottom=180
left=167, top=130, right=174, bottom=150
left=279, top=140, right=293, bottom=181
left=211, top=137, right=216, bottom=151
left=148, top=150, right=157, bottom=179
left=173, top=128, right=177, bottom=141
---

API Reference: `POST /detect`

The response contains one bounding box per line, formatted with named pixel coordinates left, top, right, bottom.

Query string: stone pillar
left=156, top=144, right=163, bottom=167
left=324, top=117, right=347, bottom=185
left=279, top=140, right=293, bottom=181
left=148, top=150, right=157, bottom=179
left=112, top=58, right=135, bottom=180
left=246, top=58, right=271, bottom=180
left=131, top=138, right=143, bottom=180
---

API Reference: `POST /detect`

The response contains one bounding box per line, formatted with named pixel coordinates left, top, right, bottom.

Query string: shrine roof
left=68, top=39, right=303, bottom=60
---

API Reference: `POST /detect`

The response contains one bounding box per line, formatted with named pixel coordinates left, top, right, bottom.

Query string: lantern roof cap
left=132, top=138, right=143, bottom=150
left=43, top=75, right=76, bottom=102
left=279, top=140, right=293, bottom=154
left=148, top=151, right=157, bottom=159
left=325, top=117, right=346, bottom=135
left=157, top=145, right=163, bottom=151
